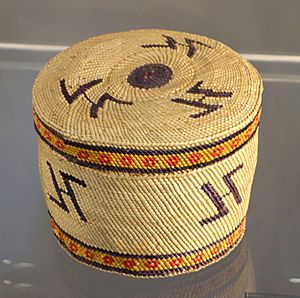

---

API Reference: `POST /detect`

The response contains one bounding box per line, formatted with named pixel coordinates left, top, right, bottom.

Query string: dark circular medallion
left=127, top=63, right=173, bottom=89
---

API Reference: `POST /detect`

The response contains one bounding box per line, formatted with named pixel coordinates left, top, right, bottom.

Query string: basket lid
left=32, top=28, right=263, bottom=174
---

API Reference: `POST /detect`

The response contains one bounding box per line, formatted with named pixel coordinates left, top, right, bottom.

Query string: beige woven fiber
left=32, top=28, right=263, bottom=278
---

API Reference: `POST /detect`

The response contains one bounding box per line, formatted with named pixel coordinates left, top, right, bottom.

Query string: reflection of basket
left=53, top=234, right=255, bottom=298
left=32, top=28, right=263, bottom=278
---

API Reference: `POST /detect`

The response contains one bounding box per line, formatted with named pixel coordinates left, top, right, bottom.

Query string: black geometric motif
left=142, top=34, right=213, bottom=58
left=127, top=63, right=173, bottom=89
left=59, top=78, right=103, bottom=104
left=59, top=79, right=133, bottom=118
left=46, top=161, right=87, bottom=222
left=171, top=81, right=233, bottom=118
left=199, top=163, right=244, bottom=226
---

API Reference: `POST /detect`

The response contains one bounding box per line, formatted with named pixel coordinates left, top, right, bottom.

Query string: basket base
left=49, top=213, right=246, bottom=278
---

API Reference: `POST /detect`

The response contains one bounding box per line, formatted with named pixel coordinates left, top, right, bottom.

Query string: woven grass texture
left=32, top=28, right=263, bottom=278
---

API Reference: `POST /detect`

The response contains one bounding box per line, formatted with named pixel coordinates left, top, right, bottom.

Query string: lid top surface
left=32, top=28, right=263, bottom=149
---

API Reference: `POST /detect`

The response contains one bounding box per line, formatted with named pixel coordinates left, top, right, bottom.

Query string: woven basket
left=32, top=28, right=263, bottom=278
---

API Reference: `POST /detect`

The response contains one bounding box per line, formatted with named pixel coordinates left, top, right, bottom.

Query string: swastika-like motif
left=59, top=79, right=133, bottom=118
left=46, top=161, right=88, bottom=222
left=141, top=34, right=213, bottom=58
left=199, top=164, right=244, bottom=225
left=59, top=78, right=103, bottom=104
left=171, top=81, right=233, bottom=118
